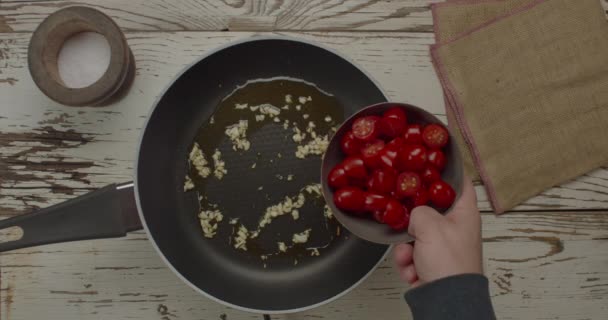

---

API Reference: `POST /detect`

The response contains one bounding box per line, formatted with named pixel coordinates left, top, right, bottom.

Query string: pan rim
left=134, top=35, right=392, bottom=314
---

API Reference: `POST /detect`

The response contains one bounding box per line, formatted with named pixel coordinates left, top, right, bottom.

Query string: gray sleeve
left=404, top=274, right=496, bottom=320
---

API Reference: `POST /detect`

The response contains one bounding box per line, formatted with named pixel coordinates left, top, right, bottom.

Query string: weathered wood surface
left=0, top=211, right=606, bottom=320
left=1, top=1, right=608, bottom=320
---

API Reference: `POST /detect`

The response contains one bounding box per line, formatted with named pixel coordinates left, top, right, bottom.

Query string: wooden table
left=1, top=1, right=607, bottom=319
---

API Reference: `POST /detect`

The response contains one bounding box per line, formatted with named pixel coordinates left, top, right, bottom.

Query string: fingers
left=394, top=243, right=413, bottom=267
left=408, top=205, right=442, bottom=239
left=448, top=177, right=480, bottom=222
left=399, top=264, right=417, bottom=284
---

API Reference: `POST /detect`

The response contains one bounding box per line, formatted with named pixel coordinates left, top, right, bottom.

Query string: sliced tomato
left=341, top=156, right=367, bottom=179
left=378, top=147, right=399, bottom=169
left=352, top=116, right=381, bottom=141
left=412, top=188, right=430, bottom=207
left=379, top=117, right=405, bottom=138
left=328, top=166, right=349, bottom=189
left=397, top=144, right=427, bottom=171
left=420, top=165, right=441, bottom=185
left=427, top=149, right=446, bottom=171
left=363, top=193, right=389, bottom=212
left=386, top=137, right=406, bottom=151
left=361, top=140, right=385, bottom=168
left=334, top=187, right=366, bottom=212
left=340, top=131, right=364, bottom=156
left=367, top=169, right=397, bottom=195
left=422, top=123, right=449, bottom=149
left=428, top=180, right=456, bottom=209
left=403, top=124, right=423, bottom=145
left=383, top=199, right=407, bottom=227
left=395, top=172, right=422, bottom=198
left=384, top=107, right=407, bottom=123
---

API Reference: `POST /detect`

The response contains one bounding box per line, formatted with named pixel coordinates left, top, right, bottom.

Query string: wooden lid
left=28, top=6, right=134, bottom=106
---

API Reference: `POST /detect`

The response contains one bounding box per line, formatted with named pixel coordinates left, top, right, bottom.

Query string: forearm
left=404, top=274, right=496, bottom=320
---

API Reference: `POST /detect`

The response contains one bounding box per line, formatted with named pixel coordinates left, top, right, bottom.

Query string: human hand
left=394, top=178, right=482, bottom=287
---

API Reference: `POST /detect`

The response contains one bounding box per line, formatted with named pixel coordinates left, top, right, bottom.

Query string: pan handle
left=0, top=182, right=142, bottom=252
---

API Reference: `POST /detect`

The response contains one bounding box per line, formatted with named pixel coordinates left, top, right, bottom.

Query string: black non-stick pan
left=0, top=37, right=390, bottom=314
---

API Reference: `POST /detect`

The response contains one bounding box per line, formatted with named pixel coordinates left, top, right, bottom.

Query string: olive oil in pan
left=186, top=77, right=346, bottom=267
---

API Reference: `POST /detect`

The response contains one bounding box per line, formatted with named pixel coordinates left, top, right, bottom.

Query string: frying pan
left=0, top=37, right=390, bottom=314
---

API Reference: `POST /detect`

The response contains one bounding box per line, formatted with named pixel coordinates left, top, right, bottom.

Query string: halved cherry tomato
left=363, top=193, right=389, bottom=212
left=367, top=169, right=397, bottom=195
left=422, top=123, right=449, bottom=149
left=379, top=117, right=405, bottom=138
left=361, top=140, right=385, bottom=168
left=386, top=137, right=406, bottom=151
left=328, top=166, right=349, bottom=189
left=427, top=149, right=446, bottom=171
left=395, top=172, right=422, bottom=198
left=352, top=116, right=381, bottom=141
left=389, top=209, right=410, bottom=231
left=412, top=188, right=430, bottom=207
left=397, top=144, right=427, bottom=171
left=378, top=147, right=399, bottom=169
left=403, top=124, right=423, bottom=145
left=373, top=210, right=385, bottom=223
left=420, top=165, right=441, bottom=185
left=384, top=107, right=407, bottom=123
left=383, top=199, right=407, bottom=227
left=334, top=187, right=366, bottom=212
left=341, top=131, right=364, bottom=156
left=341, top=156, right=367, bottom=179
left=429, top=180, right=456, bottom=209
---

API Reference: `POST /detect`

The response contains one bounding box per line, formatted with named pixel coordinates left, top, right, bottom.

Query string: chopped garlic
left=285, top=94, right=293, bottom=104
left=229, top=218, right=239, bottom=225
left=291, top=209, right=299, bottom=220
left=249, top=105, right=260, bottom=112
left=198, top=209, right=223, bottom=238
left=307, top=96, right=312, bottom=101
left=324, top=204, right=333, bottom=219
left=295, top=105, right=302, bottom=111
left=235, top=103, right=248, bottom=110
left=292, top=127, right=306, bottom=143
left=225, top=120, right=250, bottom=151
left=298, top=96, right=308, bottom=104
left=283, top=120, right=290, bottom=130
left=303, top=114, right=310, bottom=119
left=282, top=105, right=290, bottom=110
left=258, top=194, right=306, bottom=229
left=234, top=225, right=249, bottom=251
left=305, top=183, right=322, bottom=196
left=209, top=116, right=215, bottom=124
left=258, top=186, right=263, bottom=191
left=189, top=142, right=211, bottom=178
left=212, top=149, right=227, bottom=179
left=278, top=242, right=287, bottom=252
left=324, top=115, right=332, bottom=122
left=295, top=134, right=329, bottom=159
left=184, top=175, right=194, bottom=191
left=287, top=174, right=294, bottom=181
left=293, top=229, right=311, bottom=244
left=273, top=117, right=281, bottom=123
left=251, top=162, right=257, bottom=169
left=277, top=152, right=282, bottom=158
left=310, top=248, right=320, bottom=256
left=259, top=104, right=281, bottom=117
left=255, top=114, right=265, bottom=122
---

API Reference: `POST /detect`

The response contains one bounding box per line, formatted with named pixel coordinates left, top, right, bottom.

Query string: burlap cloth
left=431, top=0, right=608, bottom=213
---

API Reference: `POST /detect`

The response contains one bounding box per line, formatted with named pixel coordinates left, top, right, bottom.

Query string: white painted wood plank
left=2, top=32, right=608, bottom=213
left=1, top=211, right=606, bottom=320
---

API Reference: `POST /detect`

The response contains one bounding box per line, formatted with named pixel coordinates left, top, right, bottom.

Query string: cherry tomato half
left=341, top=131, right=364, bottom=156
left=422, top=123, right=449, bottom=149
left=420, top=165, right=441, bottom=185
left=352, top=116, right=381, bottom=141
left=341, top=156, right=368, bottom=180
left=363, top=193, right=390, bottom=212
left=397, top=144, right=427, bottom=171
left=403, top=124, right=423, bottom=145
left=428, top=180, right=456, bottom=209
left=367, top=169, right=397, bottom=195
left=395, top=171, right=422, bottom=198
left=328, top=166, right=349, bottom=189
left=361, top=140, right=385, bottom=168
left=427, top=149, right=446, bottom=171
left=334, top=187, right=366, bottom=212
left=383, top=199, right=407, bottom=227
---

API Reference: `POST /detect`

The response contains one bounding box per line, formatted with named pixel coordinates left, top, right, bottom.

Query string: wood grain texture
left=2, top=31, right=608, bottom=214
left=1, top=211, right=606, bottom=320
left=0, top=0, right=437, bottom=33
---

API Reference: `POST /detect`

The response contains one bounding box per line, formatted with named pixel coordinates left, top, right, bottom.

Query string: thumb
left=408, top=205, right=443, bottom=239
left=447, top=177, right=480, bottom=224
